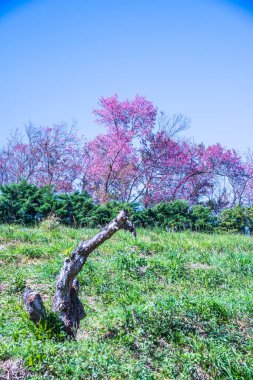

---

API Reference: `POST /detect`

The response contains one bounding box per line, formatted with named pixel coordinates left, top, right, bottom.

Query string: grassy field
left=0, top=223, right=252, bottom=379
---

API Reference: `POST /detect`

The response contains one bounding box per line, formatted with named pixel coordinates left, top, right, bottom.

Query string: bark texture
left=22, top=288, right=47, bottom=323
left=23, top=210, right=135, bottom=337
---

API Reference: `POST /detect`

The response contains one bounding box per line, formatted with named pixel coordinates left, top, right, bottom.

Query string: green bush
left=134, top=200, right=191, bottom=230
left=87, top=201, right=135, bottom=227
left=221, top=206, right=253, bottom=232
left=54, top=191, right=95, bottom=227
left=190, top=204, right=217, bottom=231
left=133, top=206, right=158, bottom=227
left=0, top=181, right=252, bottom=234
left=0, top=181, right=53, bottom=224
left=155, top=200, right=191, bottom=230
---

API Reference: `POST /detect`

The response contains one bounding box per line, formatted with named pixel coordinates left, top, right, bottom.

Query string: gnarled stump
left=23, top=288, right=47, bottom=323
left=23, top=210, right=135, bottom=337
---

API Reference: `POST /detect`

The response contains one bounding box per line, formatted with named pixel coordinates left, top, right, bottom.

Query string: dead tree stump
left=23, top=210, right=135, bottom=338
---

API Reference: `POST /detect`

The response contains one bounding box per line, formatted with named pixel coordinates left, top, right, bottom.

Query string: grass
left=0, top=223, right=252, bottom=379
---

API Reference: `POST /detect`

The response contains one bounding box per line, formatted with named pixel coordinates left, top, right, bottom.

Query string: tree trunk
left=23, top=210, right=135, bottom=337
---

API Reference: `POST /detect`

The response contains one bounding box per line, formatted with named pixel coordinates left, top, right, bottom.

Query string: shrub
left=0, top=181, right=53, bottom=224
left=135, top=200, right=191, bottom=230
left=221, top=206, right=253, bottom=233
left=0, top=181, right=252, bottom=234
left=87, top=201, right=135, bottom=227
left=54, top=191, right=95, bottom=227
left=190, top=205, right=217, bottom=231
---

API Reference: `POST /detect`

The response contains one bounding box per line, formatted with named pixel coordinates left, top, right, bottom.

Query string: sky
left=0, top=0, right=253, bottom=152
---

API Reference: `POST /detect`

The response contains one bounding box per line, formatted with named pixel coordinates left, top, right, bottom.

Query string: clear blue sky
left=0, top=0, right=253, bottom=152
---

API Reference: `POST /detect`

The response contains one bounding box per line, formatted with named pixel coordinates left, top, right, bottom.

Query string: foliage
left=191, top=204, right=218, bottom=231
left=134, top=201, right=218, bottom=232
left=0, top=95, right=252, bottom=208
left=54, top=192, right=95, bottom=227
left=0, top=123, right=80, bottom=192
left=155, top=200, right=190, bottom=229
left=0, top=182, right=137, bottom=228
left=0, top=181, right=53, bottom=224
left=134, top=200, right=190, bottom=230
left=0, top=225, right=252, bottom=379
left=221, top=206, right=253, bottom=233
left=1, top=182, right=253, bottom=234
left=86, top=201, right=135, bottom=228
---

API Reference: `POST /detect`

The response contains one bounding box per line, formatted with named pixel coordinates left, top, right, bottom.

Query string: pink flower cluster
left=0, top=95, right=251, bottom=209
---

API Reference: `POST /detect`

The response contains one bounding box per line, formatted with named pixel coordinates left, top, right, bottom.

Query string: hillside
left=0, top=224, right=252, bottom=379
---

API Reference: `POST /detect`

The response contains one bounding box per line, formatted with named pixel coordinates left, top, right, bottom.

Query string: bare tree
left=23, top=210, right=135, bottom=338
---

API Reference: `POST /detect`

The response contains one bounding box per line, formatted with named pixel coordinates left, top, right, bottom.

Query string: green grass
left=0, top=224, right=252, bottom=379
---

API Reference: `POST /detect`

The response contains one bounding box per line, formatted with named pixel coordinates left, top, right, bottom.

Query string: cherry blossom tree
left=0, top=130, right=39, bottom=185
left=0, top=123, right=81, bottom=192
left=80, top=95, right=157, bottom=202
left=27, top=123, right=81, bottom=191
left=0, top=94, right=251, bottom=210
left=80, top=95, right=250, bottom=208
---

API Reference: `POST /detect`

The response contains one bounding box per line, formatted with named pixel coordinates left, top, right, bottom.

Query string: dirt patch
left=76, top=329, right=89, bottom=340
left=187, top=262, right=214, bottom=270
left=236, top=318, right=253, bottom=338
left=195, top=365, right=211, bottom=380
left=0, top=241, right=20, bottom=248
left=102, top=330, right=116, bottom=339
left=0, top=283, right=8, bottom=293
left=0, top=359, right=28, bottom=380
left=19, top=257, right=45, bottom=266
left=137, top=265, right=148, bottom=275
left=85, top=296, right=99, bottom=310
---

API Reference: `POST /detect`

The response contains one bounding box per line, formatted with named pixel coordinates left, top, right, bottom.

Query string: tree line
left=0, top=181, right=253, bottom=233
left=0, top=94, right=252, bottom=210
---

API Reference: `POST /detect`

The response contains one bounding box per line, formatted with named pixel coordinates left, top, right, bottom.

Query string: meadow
left=0, top=223, right=252, bottom=379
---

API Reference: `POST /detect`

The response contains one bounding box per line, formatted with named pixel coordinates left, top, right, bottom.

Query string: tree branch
left=23, top=210, right=136, bottom=338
